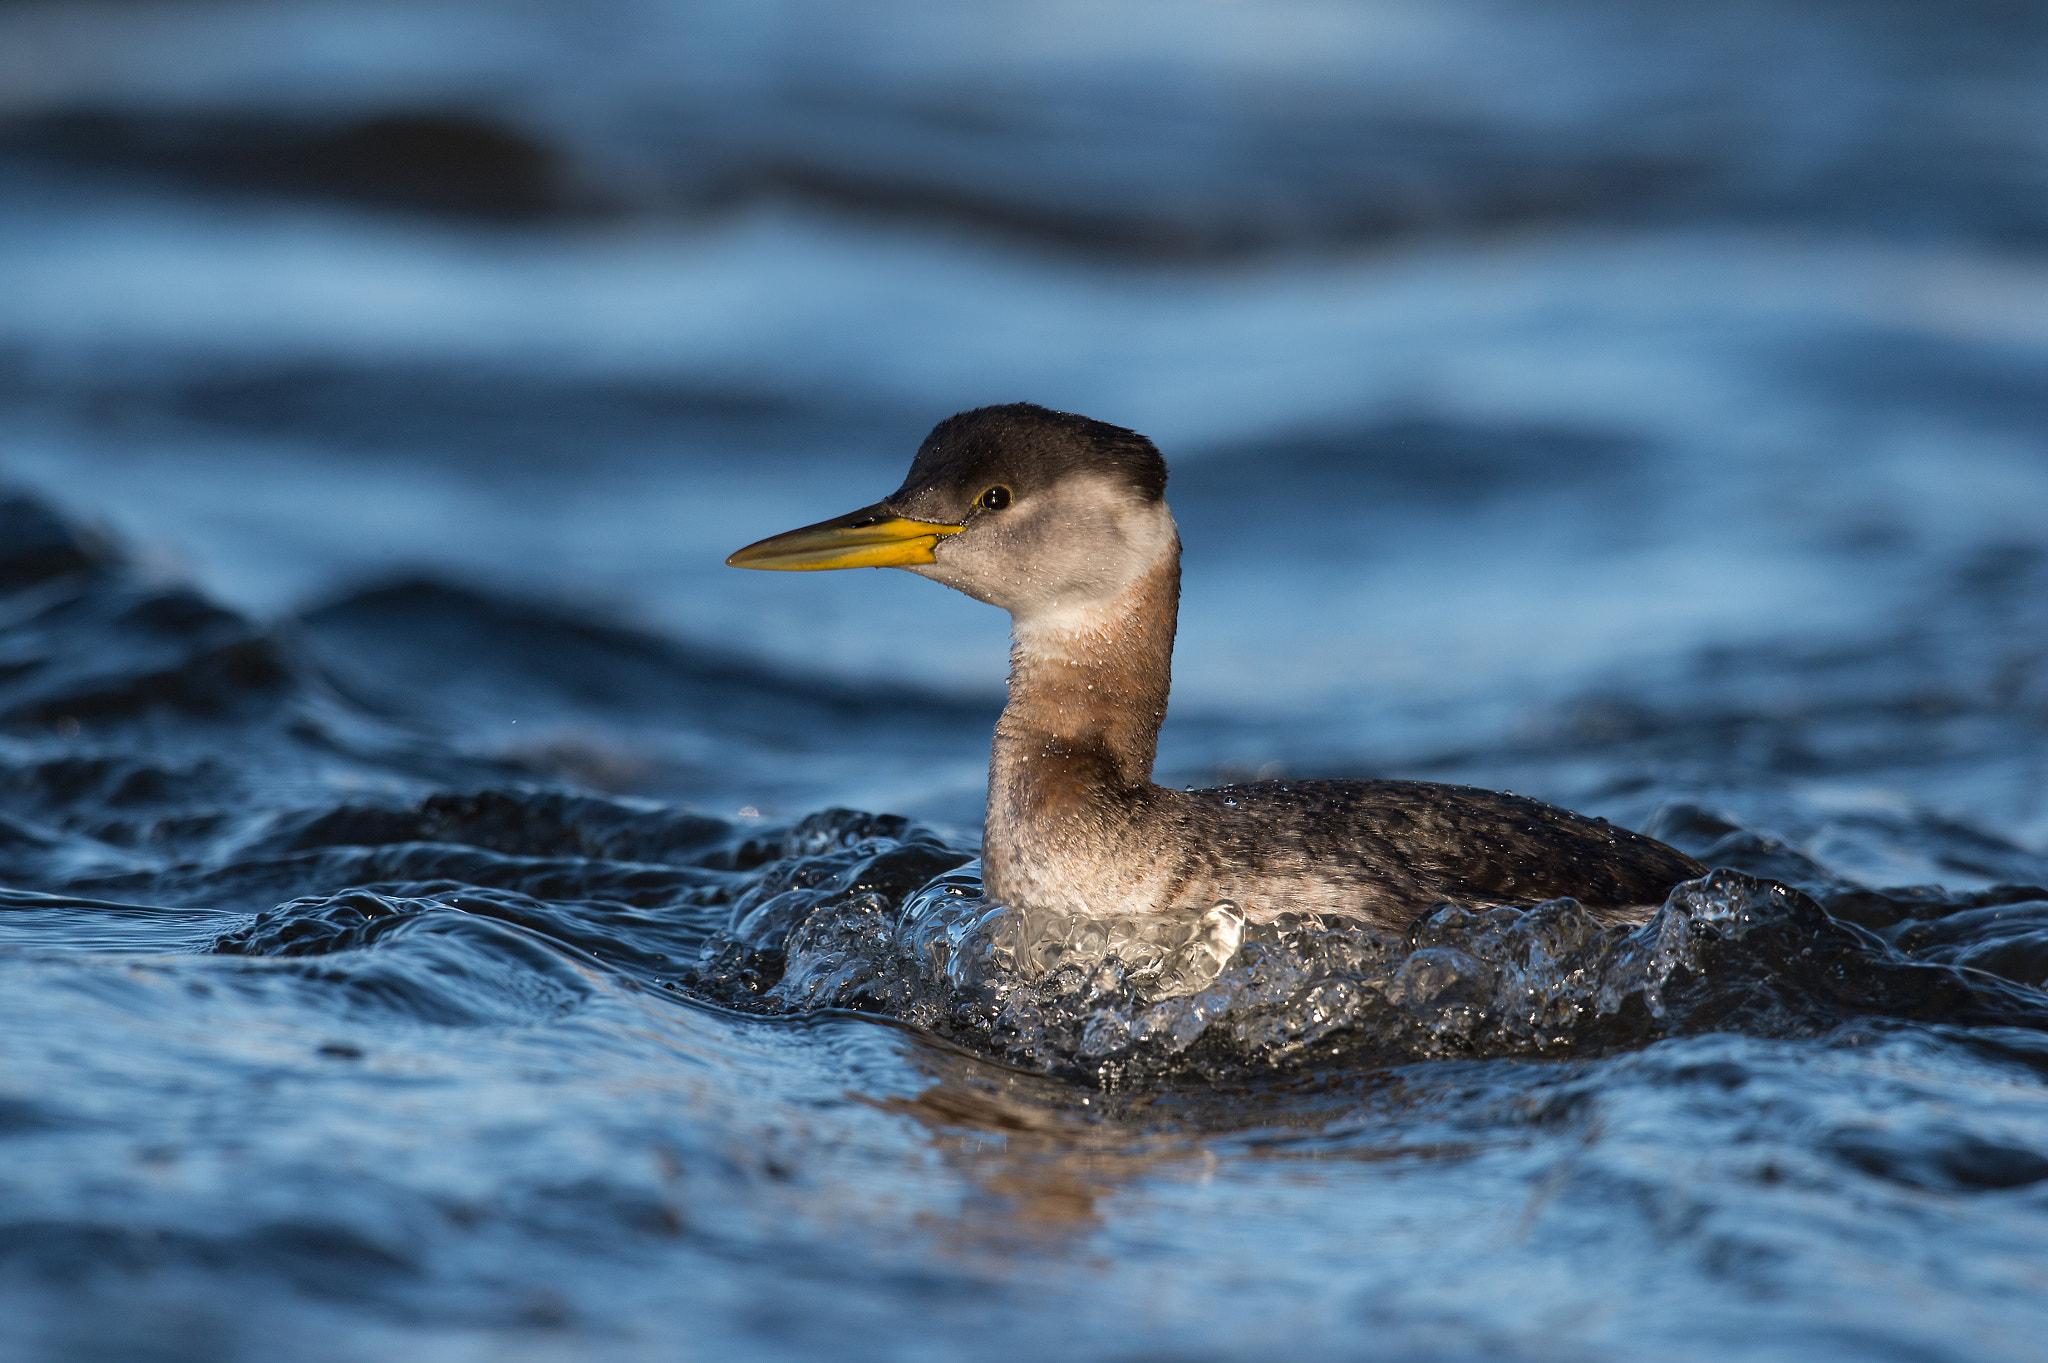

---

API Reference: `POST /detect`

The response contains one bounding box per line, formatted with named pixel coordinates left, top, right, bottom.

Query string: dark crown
left=888, top=404, right=1168, bottom=518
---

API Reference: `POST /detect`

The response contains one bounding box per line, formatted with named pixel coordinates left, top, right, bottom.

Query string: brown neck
left=984, top=549, right=1179, bottom=880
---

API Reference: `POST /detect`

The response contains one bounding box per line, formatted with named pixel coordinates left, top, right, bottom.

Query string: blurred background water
left=4, top=2, right=2048, bottom=1360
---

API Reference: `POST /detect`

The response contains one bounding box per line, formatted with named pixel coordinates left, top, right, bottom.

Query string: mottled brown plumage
left=731, top=402, right=1705, bottom=931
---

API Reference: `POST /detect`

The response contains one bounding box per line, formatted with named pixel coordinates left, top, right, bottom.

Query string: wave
left=3, top=486, right=2045, bottom=1090
left=3, top=1, right=2046, bottom=253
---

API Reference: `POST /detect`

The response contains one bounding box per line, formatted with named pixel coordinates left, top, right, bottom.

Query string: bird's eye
left=977, top=485, right=1012, bottom=512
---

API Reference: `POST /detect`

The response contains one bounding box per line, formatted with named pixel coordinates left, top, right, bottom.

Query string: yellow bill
left=726, top=502, right=963, bottom=571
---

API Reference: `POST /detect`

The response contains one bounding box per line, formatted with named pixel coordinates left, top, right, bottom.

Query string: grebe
left=728, top=403, right=1701, bottom=930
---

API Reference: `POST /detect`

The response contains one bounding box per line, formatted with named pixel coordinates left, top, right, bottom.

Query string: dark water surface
left=6, top=2, right=2048, bottom=1359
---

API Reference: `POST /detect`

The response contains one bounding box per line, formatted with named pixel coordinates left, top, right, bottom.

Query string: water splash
left=688, top=819, right=2048, bottom=1085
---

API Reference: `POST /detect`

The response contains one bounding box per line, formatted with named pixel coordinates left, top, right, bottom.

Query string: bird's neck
left=984, top=548, right=1179, bottom=893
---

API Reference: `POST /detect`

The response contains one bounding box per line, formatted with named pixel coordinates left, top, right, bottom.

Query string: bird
left=728, top=402, right=1703, bottom=931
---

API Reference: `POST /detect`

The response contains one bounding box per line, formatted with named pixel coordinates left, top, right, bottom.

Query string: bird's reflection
left=868, top=1042, right=1417, bottom=1264
left=866, top=1050, right=1180, bottom=1256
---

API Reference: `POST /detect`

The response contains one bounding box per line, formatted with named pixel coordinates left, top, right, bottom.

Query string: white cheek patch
left=911, top=479, right=1177, bottom=631
left=1009, top=493, right=1177, bottom=647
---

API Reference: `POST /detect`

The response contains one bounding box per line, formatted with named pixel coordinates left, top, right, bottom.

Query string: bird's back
left=1152, top=779, right=1703, bottom=928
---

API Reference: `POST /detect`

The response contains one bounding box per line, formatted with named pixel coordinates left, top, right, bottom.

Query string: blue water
left=5, top=2, right=2048, bottom=1358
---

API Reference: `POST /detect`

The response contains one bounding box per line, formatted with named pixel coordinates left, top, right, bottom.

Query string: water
left=5, top=1, right=2048, bottom=1358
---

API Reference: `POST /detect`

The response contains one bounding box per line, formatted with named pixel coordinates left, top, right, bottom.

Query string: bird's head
left=727, top=403, right=1176, bottom=627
